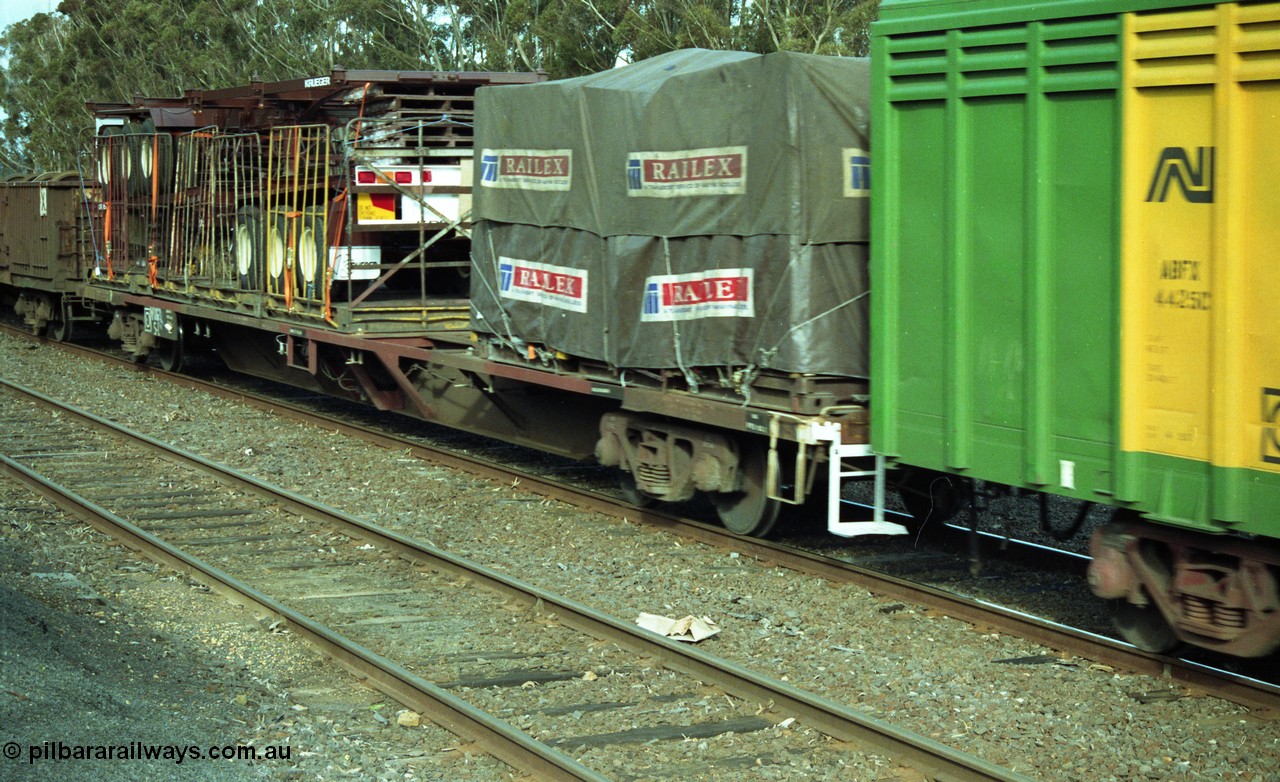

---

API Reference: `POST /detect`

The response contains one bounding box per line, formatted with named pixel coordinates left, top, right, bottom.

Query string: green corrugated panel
left=875, top=0, right=1230, bottom=34
left=871, top=6, right=1124, bottom=502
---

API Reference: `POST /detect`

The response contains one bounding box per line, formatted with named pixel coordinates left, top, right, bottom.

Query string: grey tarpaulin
left=470, top=48, right=870, bottom=379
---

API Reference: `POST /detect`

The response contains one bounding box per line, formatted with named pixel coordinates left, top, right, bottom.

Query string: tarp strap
left=661, top=236, right=698, bottom=393
left=765, top=290, right=868, bottom=351
left=474, top=230, right=521, bottom=350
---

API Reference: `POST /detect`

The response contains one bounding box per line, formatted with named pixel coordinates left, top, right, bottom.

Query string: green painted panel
left=875, top=0, right=1228, bottom=35
left=1045, top=92, right=1117, bottom=446
left=871, top=101, right=948, bottom=458
left=963, top=97, right=1027, bottom=433
left=873, top=4, right=1127, bottom=499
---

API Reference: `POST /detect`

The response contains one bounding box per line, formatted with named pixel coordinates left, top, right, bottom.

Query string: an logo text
left=1264, top=388, right=1280, bottom=465
left=1146, top=146, right=1214, bottom=203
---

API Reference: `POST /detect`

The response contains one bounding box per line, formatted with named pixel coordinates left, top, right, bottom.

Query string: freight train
left=0, top=0, right=1276, bottom=660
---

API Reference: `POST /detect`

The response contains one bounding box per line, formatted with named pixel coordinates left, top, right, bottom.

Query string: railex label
left=498, top=257, right=588, bottom=313
left=641, top=269, right=754, bottom=322
left=627, top=147, right=747, bottom=197
left=480, top=149, right=573, bottom=191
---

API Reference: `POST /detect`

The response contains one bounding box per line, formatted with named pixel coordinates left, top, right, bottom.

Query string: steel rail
left=0, top=451, right=606, bottom=781
left=144, top=369, right=1280, bottom=718
left=6, top=324, right=1280, bottom=716
left=0, top=376, right=1031, bottom=782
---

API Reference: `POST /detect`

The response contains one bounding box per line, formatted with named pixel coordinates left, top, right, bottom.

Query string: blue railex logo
left=1146, top=146, right=1214, bottom=203
left=843, top=147, right=870, bottom=198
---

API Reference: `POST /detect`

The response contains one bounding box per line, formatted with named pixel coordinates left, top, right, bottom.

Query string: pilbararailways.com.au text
left=4, top=740, right=291, bottom=764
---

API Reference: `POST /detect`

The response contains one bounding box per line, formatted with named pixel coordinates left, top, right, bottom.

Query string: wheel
left=154, top=319, right=185, bottom=372
left=895, top=468, right=963, bottom=527
left=125, top=121, right=147, bottom=196
left=233, top=207, right=264, bottom=291
left=712, top=442, right=782, bottom=537
left=266, top=213, right=288, bottom=296
left=47, top=311, right=72, bottom=343
left=1111, top=599, right=1180, bottom=654
left=294, top=210, right=326, bottom=300
left=617, top=472, right=654, bottom=508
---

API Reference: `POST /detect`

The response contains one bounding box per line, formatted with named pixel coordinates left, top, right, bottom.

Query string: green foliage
left=0, top=0, right=878, bottom=171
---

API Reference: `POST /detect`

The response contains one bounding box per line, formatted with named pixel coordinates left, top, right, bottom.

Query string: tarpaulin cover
left=470, top=49, right=871, bottom=378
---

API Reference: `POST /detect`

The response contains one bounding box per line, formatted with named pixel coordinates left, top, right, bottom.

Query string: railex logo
left=626, top=147, right=747, bottom=197
left=481, top=154, right=499, bottom=184
left=641, top=269, right=754, bottom=322
left=1146, top=146, right=1214, bottom=203
left=479, top=149, right=572, bottom=191
left=843, top=147, right=870, bottom=198
left=497, top=257, right=588, bottom=313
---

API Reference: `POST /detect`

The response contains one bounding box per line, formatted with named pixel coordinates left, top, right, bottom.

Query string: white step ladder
left=785, top=419, right=909, bottom=538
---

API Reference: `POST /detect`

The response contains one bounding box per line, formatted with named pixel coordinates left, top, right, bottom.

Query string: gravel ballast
left=1, top=331, right=1277, bottom=781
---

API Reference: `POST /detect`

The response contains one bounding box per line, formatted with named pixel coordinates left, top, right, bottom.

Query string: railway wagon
left=469, top=49, right=884, bottom=538
left=55, top=62, right=897, bottom=542
left=872, top=0, right=1280, bottom=656
left=0, top=173, right=94, bottom=339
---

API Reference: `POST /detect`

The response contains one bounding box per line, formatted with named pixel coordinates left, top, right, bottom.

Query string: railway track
left=5, top=322, right=1279, bottom=720
left=0, top=376, right=1033, bottom=781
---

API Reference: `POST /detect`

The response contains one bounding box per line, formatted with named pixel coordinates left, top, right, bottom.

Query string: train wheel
left=1111, top=599, right=1180, bottom=654
left=617, top=473, right=654, bottom=508
left=896, top=467, right=964, bottom=529
left=46, top=299, right=72, bottom=342
left=155, top=319, right=185, bottom=373
left=712, top=442, right=781, bottom=537
left=47, top=317, right=71, bottom=343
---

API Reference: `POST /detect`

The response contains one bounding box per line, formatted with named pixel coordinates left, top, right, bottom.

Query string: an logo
left=843, top=147, right=870, bottom=198
left=480, top=149, right=572, bottom=191
left=626, top=147, right=747, bottom=197
left=1264, top=388, right=1280, bottom=465
left=640, top=269, right=753, bottom=322
left=1146, top=146, right=1214, bottom=203
left=497, top=257, right=587, bottom=313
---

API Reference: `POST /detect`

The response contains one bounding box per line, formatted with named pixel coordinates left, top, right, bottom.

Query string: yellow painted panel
left=1122, top=2, right=1280, bottom=475
left=1238, top=82, right=1280, bottom=474
left=1121, top=81, right=1214, bottom=461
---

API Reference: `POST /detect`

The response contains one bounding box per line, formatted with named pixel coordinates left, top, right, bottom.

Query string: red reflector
left=370, top=194, right=396, bottom=213
left=356, top=170, right=376, bottom=184
left=421, top=170, right=433, bottom=183
left=394, top=171, right=413, bottom=184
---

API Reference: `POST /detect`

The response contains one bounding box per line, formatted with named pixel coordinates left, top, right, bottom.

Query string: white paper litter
left=635, top=612, right=722, bottom=642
